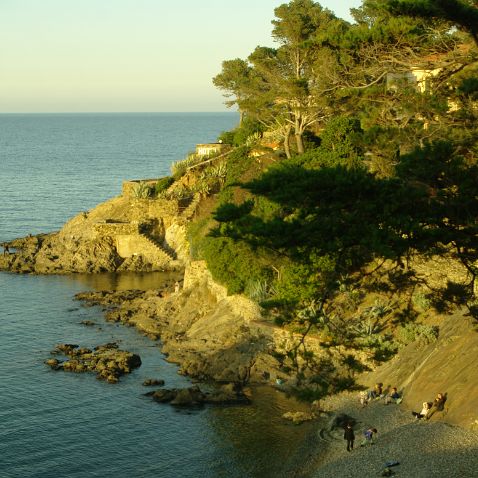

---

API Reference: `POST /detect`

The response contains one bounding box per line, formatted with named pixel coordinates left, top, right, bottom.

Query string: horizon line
left=0, top=110, right=238, bottom=115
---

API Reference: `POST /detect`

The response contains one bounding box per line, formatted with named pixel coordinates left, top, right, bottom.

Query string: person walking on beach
left=174, top=281, right=180, bottom=294
left=344, top=423, right=355, bottom=451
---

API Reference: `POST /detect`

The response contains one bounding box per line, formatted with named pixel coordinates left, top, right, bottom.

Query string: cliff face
left=361, top=311, right=478, bottom=429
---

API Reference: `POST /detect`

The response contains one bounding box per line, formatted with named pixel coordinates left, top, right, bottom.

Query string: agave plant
left=171, top=153, right=203, bottom=178
left=246, top=279, right=277, bottom=303
left=245, top=131, right=262, bottom=146
left=132, top=181, right=153, bottom=199
left=210, top=162, right=227, bottom=180
left=194, top=180, right=211, bottom=197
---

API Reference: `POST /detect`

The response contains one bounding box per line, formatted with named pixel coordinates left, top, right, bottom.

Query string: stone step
left=181, top=193, right=201, bottom=220
left=139, top=233, right=176, bottom=260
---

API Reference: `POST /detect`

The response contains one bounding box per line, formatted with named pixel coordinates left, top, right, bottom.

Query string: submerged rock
left=143, top=378, right=165, bottom=386
left=44, top=358, right=62, bottom=370
left=282, top=411, right=317, bottom=424
left=149, top=384, right=251, bottom=407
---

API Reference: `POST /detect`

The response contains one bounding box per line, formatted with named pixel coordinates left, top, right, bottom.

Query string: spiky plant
left=132, top=181, right=153, bottom=199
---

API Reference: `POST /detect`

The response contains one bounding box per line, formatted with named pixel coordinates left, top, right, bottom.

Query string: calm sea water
left=0, top=114, right=319, bottom=478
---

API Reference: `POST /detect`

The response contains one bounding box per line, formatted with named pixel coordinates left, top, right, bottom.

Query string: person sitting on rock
left=359, top=390, right=369, bottom=407
left=367, top=383, right=383, bottom=400
left=426, top=393, right=447, bottom=420
left=412, top=401, right=431, bottom=420
left=384, top=387, right=402, bottom=404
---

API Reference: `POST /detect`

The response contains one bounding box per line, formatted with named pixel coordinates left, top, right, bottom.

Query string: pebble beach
left=309, top=391, right=478, bottom=477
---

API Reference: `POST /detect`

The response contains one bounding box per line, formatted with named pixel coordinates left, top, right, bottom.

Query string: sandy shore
left=305, top=391, right=478, bottom=477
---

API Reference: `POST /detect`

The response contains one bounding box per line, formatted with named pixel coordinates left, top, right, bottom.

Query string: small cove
left=0, top=113, right=322, bottom=477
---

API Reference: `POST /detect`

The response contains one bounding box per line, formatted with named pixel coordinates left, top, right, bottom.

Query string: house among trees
left=386, top=67, right=441, bottom=93
left=195, top=142, right=228, bottom=157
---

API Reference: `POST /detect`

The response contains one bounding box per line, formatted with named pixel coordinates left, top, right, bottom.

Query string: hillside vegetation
left=158, top=0, right=478, bottom=404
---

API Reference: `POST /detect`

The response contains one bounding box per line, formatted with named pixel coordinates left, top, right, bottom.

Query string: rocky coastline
left=3, top=177, right=478, bottom=476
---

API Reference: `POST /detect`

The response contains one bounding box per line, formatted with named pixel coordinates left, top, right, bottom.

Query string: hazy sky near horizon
left=1, top=0, right=362, bottom=113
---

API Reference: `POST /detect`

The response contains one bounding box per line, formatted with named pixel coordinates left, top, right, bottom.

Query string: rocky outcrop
left=147, top=383, right=251, bottom=407
left=74, top=263, right=276, bottom=384
left=0, top=195, right=187, bottom=274
left=45, top=342, right=142, bottom=383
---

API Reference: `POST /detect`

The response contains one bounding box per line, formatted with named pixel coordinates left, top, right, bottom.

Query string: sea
left=0, top=113, right=319, bottom=478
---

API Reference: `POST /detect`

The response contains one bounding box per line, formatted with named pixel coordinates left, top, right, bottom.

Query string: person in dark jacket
left=344, top=423, right=355, bottom=451
left=426, top=393, right=447, bottom=419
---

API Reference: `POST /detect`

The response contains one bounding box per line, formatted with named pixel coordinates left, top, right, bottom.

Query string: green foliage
left=291, top=117, right=365, bottom=170
left=457, top=77, right=478, bottom=100
left=132, top=181, right=153, bottom=199
left=171, top=153, right=204, bottom=179
left=232, top=118, right=265, bottom=146
left=273, top=255, right=338, bottom=307
left=397, top=323, right=439, bottom=345
left=319, top=116, right=363, bottom=156
left=245, top=278, right=277, bottom=303
left=205, top=0, right=478, bottom=366
left=196, top=235, right=273, bottom=296
left=367, top=336, right=399, bottom=362
left=154, top=176, right=175, bottom=195
left=383, top=0, right=478, bottom=45
left=216, top=146, right=254, bottom=204
left=218, top=130, right=236, bottom=145
left=412, top=292, right=432, bottom=312
left=187, top=216, right=213, bottom=260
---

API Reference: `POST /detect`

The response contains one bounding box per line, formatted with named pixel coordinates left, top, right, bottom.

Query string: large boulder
left=170, top=386, right=205, bottom=406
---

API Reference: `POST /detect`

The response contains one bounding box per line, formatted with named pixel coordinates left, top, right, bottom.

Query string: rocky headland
left=3, top=164, right=478, bottom=475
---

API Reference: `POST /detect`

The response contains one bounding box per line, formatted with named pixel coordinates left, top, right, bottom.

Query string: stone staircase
left=180, top=193, right=201, bottom=221
left=139, top=233, right=177, bottom=261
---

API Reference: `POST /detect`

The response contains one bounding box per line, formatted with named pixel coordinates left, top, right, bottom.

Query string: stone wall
left=122, top=179, right=160, bottom=198
left=195, top=143, right=229, bottom=157
left=115, top=234, right=172, bottom=267
left=94, top=221, right=140, bottom=236
left=184, top=260, right=228, bottom=301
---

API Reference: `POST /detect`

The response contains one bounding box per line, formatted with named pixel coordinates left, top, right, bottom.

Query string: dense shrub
left=218, top=130, right=235, bottom=145
left=397, top=323, right=439, bottom=345
left=200, top=236, right=272, bottom=295
left=155, top=176, right=175, bottom=195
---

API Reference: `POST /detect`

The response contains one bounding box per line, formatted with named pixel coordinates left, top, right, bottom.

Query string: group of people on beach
left=344, top=384, right=447, bottom=452
left=359, top=383, right=402, bottom=407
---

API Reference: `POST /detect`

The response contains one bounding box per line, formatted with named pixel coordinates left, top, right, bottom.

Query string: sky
left=0, top=0, right=362, bottom=113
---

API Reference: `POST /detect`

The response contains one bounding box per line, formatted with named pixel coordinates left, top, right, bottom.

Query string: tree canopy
left=206, top=0, right=478, bottom=337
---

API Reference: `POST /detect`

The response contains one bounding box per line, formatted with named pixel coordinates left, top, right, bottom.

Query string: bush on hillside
left=155, top=176, right=175, bottom=195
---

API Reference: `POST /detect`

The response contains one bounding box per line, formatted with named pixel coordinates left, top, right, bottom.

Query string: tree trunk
left=295, top=133, right=304, bottom=154
left=284, top=125, right=292, bottom=159
left=294, top=114, right=304, bottom=155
